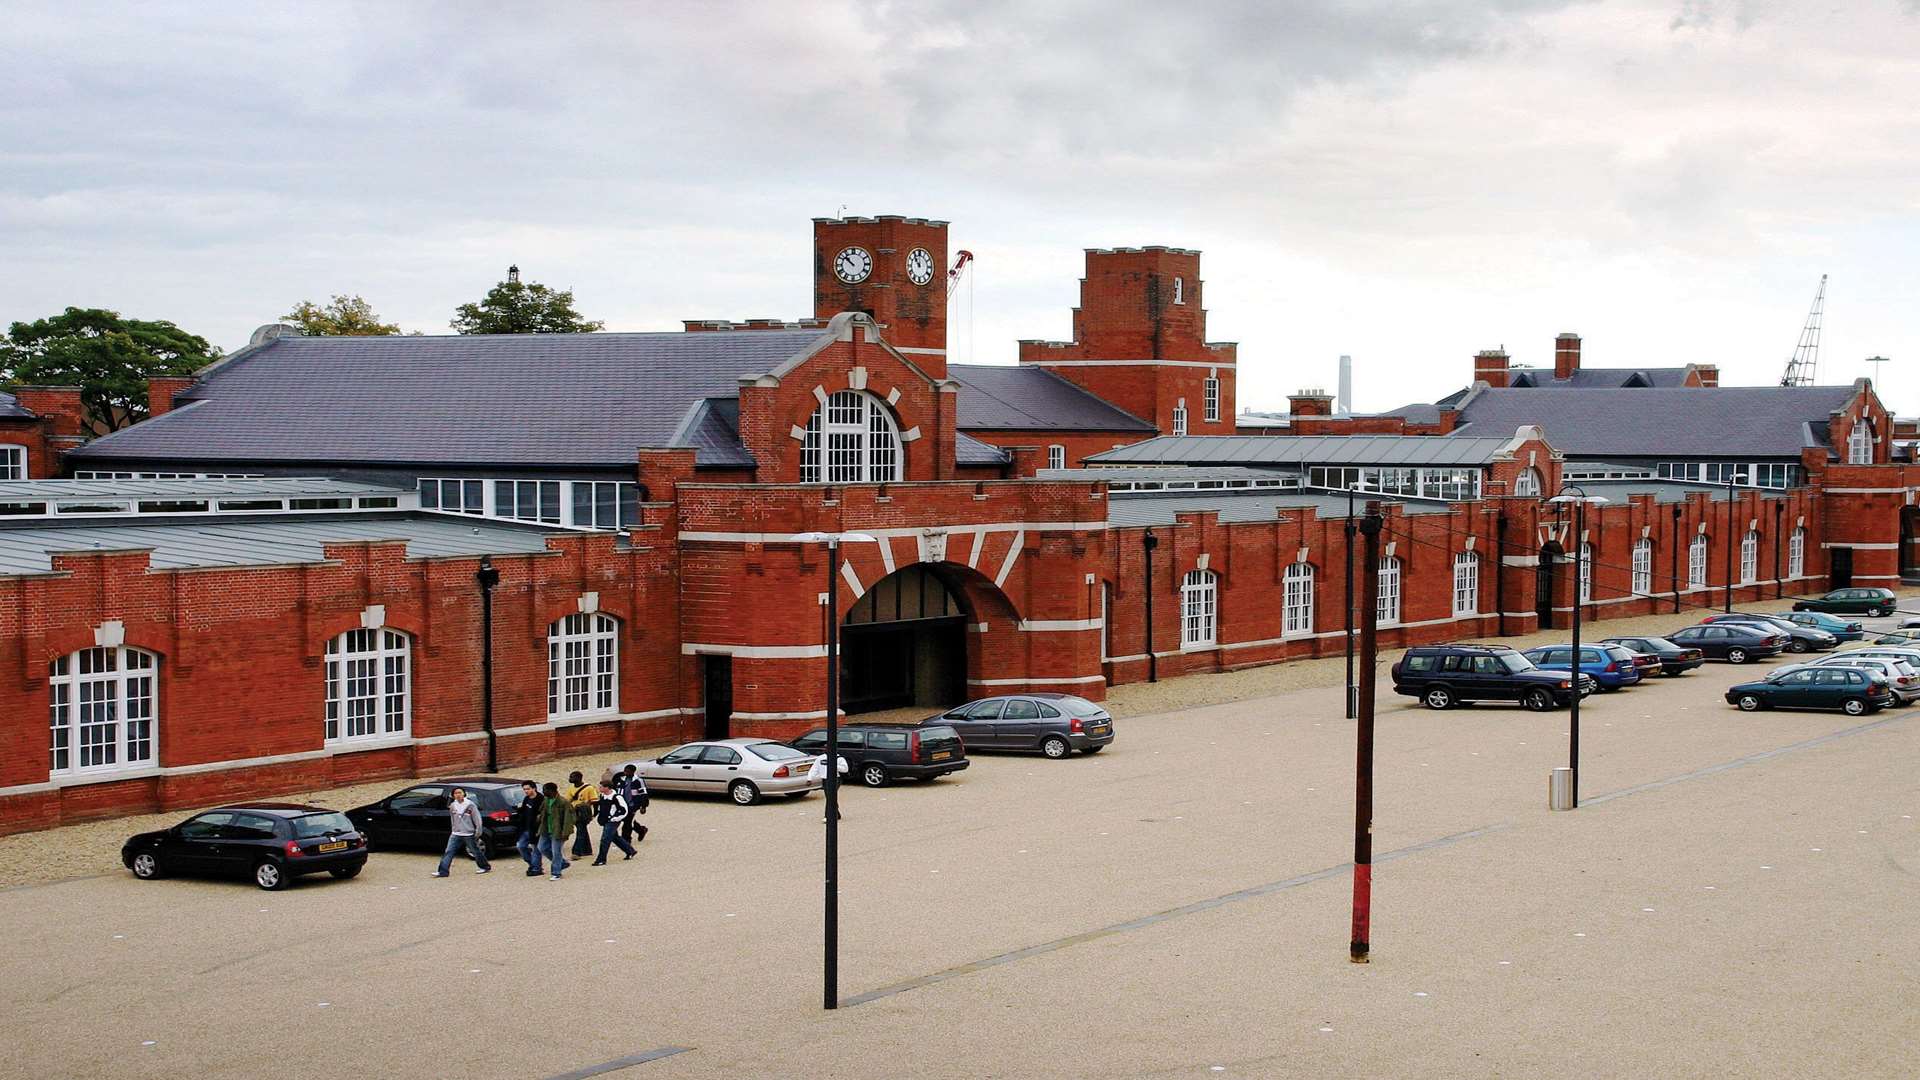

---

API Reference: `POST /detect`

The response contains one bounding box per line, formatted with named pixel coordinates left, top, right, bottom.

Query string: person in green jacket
left=537, top=781, right=574, bottom=880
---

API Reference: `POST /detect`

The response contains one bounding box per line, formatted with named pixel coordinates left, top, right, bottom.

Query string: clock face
left=833, top=246, right=873, bottom=284
left=905, top=247, right=935, bottom=286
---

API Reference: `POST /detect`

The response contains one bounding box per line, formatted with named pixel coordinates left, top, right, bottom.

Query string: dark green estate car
left=1725, top=666, right=1892, bottom=715
left=1793, top=588, right=1898, bottom=617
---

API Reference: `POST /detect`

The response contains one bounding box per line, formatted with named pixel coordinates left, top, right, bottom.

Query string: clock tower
left=812, top=215, right=949, bottom=376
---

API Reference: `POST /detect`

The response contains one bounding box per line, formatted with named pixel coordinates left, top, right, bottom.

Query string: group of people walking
left=433, top=764, right=650, bottom=881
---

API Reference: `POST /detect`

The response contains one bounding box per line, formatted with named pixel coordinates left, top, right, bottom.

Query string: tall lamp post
left=475, top=556, right=501, bottom=774
left=1547, top=487, right=1607, bottom=808
left=1724, top=468, right=1738, bottom=613
left=1344, top=484, right=1360, bottom=719
left=795, top=530, right=877, bottom=1011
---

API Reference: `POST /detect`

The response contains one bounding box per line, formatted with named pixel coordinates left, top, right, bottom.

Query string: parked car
left=1793, top=587, right=1898, bottom=617
left=1390, top=643, right=1591, bottom=711
left=1598, top=635, right=1705, bottom=676
left=346, top=778, right=525, bottom=856
left=931, top=694, right=1115, bottom=758
left=1812, top=655, right=1920, bottom=705
left=1699, top=613, right=1836, bottom=654
left=122, top=803, right=368, bottom=891
left=1838, top=645, right=1920, bottom=670
left=1666, top=623, right=1788, bottom=664
left=1522, top=643, right=1644, bottom=691
left=1872, top=629, right=1920, bottom=646
left=1773, top=611, right=1866, bottom=642
left=791, top=723, right=970, bottom=786
left=1725, top=666, right=1892, bottom=715
left=624, top=739, right=819, bottom=805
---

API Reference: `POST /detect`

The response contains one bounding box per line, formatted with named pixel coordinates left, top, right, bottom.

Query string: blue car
left=1523, top=643, right=1644, bottom=691
left=1773, top=610, right=1865, bottom=642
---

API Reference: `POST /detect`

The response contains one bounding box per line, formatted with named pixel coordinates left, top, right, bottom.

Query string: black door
left=169, top=811, right=234, bottom=873
left=1535, top=544, right=1561, bottom=630
left=702, top=655, right=733, bottom=741
left=386, top=786, right=450, bottom=849
left=1830, top=547, right=1853, bottom=589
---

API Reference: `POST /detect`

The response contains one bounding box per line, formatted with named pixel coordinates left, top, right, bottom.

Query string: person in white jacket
left=807, top=753, right=849, bottom=822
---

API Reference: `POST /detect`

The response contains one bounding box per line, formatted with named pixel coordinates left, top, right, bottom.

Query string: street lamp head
left=475, top=555, right=500, bottom=590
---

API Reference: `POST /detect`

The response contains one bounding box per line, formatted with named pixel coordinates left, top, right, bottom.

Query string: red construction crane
left=946, top=250, right=974, bottom=299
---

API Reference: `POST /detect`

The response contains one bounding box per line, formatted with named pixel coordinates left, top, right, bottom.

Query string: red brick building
left=0, top=386, right=88, bottom=480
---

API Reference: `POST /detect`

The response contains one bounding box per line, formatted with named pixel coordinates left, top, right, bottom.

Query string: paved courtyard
left=3, top=616, right=1919, bottom=1079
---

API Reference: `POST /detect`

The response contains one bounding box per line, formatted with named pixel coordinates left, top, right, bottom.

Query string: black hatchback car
left=346, top=778, right=525, bottom=857
left=1665, top=623, right=1787, bottom=664
left=1599, top=635, right=1705, bottom=676
left=1391, top=643, right=1591, bottom=710
left=791, top=723, right=970, bottom=787
left=931, top=694, right=1115, bottom=758
left=122, top=803, right=368, bottom=890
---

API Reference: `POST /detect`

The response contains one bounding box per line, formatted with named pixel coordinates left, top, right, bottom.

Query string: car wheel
left=1736, top=693, right=1764, bottom=712
left=1522, top=689, right=1554, bottom=712
left=254, top=860, right=289, bottom=891
left=329, top=864, right=362, bottom=880
left=130, top=852, right=162, bottom=880
left=1081, top=745, right=1104, bottom=755
left=1842, top=697, right=1869, bottom=716
left=728, top=780, right=761, bottom=806
left=1727, top=648, right=1748, bottom=664
left=1041, top=736, right=1072, bottom=759
left=860, top=763, right=889, bottom=788
left=1788, top=639, right=1809, bottom=654
left=1423, top=686, right=1454, bottom=710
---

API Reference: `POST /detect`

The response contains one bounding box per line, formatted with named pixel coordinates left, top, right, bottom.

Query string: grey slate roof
left=1087, top=434, right=1518, bottom=468
left=1508, top=367, right=1694, bottom=388
left=955, top=432, right=1011, bottom=466
left=1452, top=386, right=1856, bottom=458
left=674, top=398, right=757, bottom=468
left=947, top=364, right=1155, bottom=431
left=0, top=477, right=399, bottom=501
left=70, top=330, right=828, bottom=469
left=0, top=391, right=31, bottom=419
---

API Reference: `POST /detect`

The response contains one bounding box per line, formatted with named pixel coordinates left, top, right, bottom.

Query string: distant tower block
left=1338, top=355, right=1353, bottom=417
left=811, top=215, right=950, bottom=372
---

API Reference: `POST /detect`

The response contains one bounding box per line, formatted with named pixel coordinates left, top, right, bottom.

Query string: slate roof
left=955, top=432, right=1011, bottom=466
left=1451, top=386, right=1857, bottom=458
left=1087, top=434, right=1518, bottom=468
left=0, top=391, right=32, bottom=419
left=71, top=330, right=828, bottom=469
left=1508, top=367, right=1695, bottom=388
left=947, top=365, right=1155, bottom=432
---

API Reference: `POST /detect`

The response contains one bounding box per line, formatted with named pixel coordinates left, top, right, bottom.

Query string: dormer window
left=800, top=390, right=903, bottom=483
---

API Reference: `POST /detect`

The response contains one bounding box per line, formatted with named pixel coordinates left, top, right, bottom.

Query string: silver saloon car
left=624, top=739, right=820, bottom=806
left=931, top=693, right=1115, bottom=758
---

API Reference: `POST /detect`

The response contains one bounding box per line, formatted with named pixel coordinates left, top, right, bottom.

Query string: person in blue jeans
left=592, top=785, right=636, bottom=865
left=536, top=781, right=572, bottom=880
left=510, top=780, right=544, bottom=877
left=433, top=786, right=492, bottom=877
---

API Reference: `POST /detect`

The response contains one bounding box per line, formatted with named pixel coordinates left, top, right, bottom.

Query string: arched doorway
left=1902, top=508, right=1920, bottom=580
left=841, top=564, right=970, bottom=713
left=1535, top=541, right=1563, bottom=630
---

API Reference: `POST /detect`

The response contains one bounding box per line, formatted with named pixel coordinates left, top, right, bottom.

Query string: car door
left=958, top=699, right=1006, bottom=749
left=790, top=730, right=829, bottom=755
left=220, top=812, right=283, bottom=878
left=1466, top=655, right=1506, bottom=699
left=1696, top=626, right=1730, bottom=658
left=167, top=811, right=235, bottom=873
left=996, top=698, right=1044, bottom=749
left=1768, top=668, right=1816, bottom=707
left=651, top=744, right=707, bottom=791
left=384, top=785, right=451, bottom=849
left=834, top=728, right=867, bottom=769
left=694, top=744, right=744, bottom=792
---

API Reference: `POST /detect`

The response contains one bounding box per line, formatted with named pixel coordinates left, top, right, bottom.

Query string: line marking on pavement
left=842, top=822, right=1512, bottom=1008
left=1582, top=713, right=1910, bottom=807
left=544, top=1046, right=693, bottom=1079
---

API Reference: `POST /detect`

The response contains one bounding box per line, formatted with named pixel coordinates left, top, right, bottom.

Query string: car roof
left=1413, top=642, right=1517, bottom=652
left=425, top=777, right=522, bottom=788
left=205, top=802, right=335, bottom=815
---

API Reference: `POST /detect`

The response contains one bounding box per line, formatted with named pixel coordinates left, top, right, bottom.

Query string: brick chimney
left=147, top=377, right=196, bottom=418
left=1693, top=364, right=1720, bottom=388
left=1554, top=333, right=1582, bottom=380
left=12, top=386, right=88, bottom=438
left=1289, top=389, right=1334, bottom=417
left=1473, top=349, right=1510, bottom=388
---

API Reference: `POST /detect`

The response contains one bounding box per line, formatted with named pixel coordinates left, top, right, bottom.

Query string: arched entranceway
left=1902, top=508, right=1920, bottom=580
left=841, top=564, right=970, bottom=713
left=1535, top=541, right=1563, bottom=630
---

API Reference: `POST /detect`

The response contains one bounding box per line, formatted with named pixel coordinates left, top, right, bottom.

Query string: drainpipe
left=1495, top=512, right=1507, bottom=637
left=1724, top=472, right=1736, bottom=612
left=1142, top=530, right=1159, bottom=683
left=1773, top=502, right=1785, bottom=599
left=475, top=556, right=501, bottom=774
left=1671, top=505, right=1683, bottom=614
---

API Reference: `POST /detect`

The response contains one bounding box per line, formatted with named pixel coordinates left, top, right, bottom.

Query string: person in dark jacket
left=619, top=763, right=649, bottom=846
left=592, top=784, right=636, bottom=865
left=566, top=770, right=598, bottom=860
left=511, top=780, right=544, bottom=877
left=536, top=781, right=573, bottom=881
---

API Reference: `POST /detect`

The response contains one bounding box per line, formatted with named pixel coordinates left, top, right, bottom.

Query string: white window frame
left=1203, top=377, right=1220, bottom=423
left=418, top=477, right=637, bottom=530
left=0, top=444, right=26, bottom=480
left=325, top=628, right=411, bottom=745
left=1180, top=569, right=1217, bottom=648
left=48, top=646, right=158, bottom=776
left=1578, top=543, right=1593, bottom=603
left=1848, top=423, right=1873, bottom=465
left=1172, top=401, right=1188, bottom=437
left=1047, top=444, right=1066, bottom=470
left=1283, top=562, right=1315, bottom=637
left=1740, top=529, right=1759, bottom=584
left=1688, top=535, right=1708, bottom=589
left=548, top=613, right=619, bottom=720
left=1632, top=538, right=1653, bottom=596
left=800, top=390, right=903, bottom=483
left=1788, top=526, right=1805, bottom=578
left=1173, top=276, right=1185, bottom=304
left=1377, top=557, right=1402, bottom=626
left=1451, top=552, right=1479, bottom=617
left=1514, top=468, right=1542, bottom=497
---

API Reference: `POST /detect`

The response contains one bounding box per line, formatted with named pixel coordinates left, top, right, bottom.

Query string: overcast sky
left=5, top=1, right=1918, bottom=413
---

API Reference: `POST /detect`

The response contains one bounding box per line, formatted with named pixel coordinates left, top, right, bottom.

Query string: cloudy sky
left=5, top=1, right=1918, bottom=412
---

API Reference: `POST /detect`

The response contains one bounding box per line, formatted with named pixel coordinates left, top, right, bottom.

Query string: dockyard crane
left=1780, top=274, right=1827, bottom=386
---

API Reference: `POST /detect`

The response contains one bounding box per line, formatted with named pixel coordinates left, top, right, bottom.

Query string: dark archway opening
left=1902, top=509, right=1920, bottom=580
left=1536, top=541, right=1564, bottom=630
left=841, top=564, right=969, bottom=714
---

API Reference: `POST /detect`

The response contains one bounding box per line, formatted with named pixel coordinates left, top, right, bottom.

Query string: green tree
left=282, top=294, right=402, bottom=336
left=450, top=267, right=603, bottom=334
left=0, top=307, right=221, bottom=430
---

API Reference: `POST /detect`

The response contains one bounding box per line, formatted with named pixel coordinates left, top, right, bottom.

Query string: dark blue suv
left=1391, top=643, right=1593, bottom=711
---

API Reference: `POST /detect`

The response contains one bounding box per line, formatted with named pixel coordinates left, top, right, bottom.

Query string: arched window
left=1740, top=529, right=1759, bottom=584
left=1514, top=468, right=1542, bottom=497
left=1848, top=422, right=1873, bottom=465
left=1047, top=444, right=1066, bottom=470
left=1632, top=538, right=1653, bottom=596
left=1282, top=562, right=1315, bottom=637
left=1578, top=542, right=1593, bottom=603
left=1204, top=377, right=1221, bottom=422
left=1452, top=552, right=1479, bottom=616
left=799, top=390, right=901, bottom=483
left=1377, top=556, right=1402, bottom=626
left=1788, top=526, right=1805, bottom=578
left=49, top=646, right=158, bottom=775
left=1181, top=569, right=1217, bottom=648
left=1172, top=401, right=1188, bottom=437
left=1688, top=534, right=1708, bottom=589
left=549, top=613, right=618, bottom=720
left=325, top=629, right=410, bottom=744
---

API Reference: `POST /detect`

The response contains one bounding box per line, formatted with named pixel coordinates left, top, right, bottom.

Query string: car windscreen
left=920, top=726, right=960, bottom=741
left=292, top=812, right=357, bottom=838
left=1051, top=696, right=1106, bottom=715
left=745, top=741, right=807, bottom=762
left=1498, top=654, right=1534, bottom=673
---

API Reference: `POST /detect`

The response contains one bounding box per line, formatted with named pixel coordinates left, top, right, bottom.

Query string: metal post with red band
left=1351, top=505, right=1383, bottom=963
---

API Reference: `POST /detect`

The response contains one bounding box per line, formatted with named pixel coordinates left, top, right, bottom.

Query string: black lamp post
left=1142, top=530, right=1159, bottom=684
left=1344, top=484, right=1359, bottom=719
left=1547, top=485, right=1607, bottom=808
left=475, top=556, right=501, bottom=774
left=1724, top=468, right=1738, bottom=613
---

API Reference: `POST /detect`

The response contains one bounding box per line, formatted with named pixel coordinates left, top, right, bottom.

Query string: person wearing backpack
left=536, top=780, right=573, bottom=881
left=566, top=770, right=598, bottom=860
left=591, top=783, right=637, bottom=865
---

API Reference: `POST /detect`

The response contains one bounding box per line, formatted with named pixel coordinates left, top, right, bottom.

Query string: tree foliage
left=0, top=307, right=221, bottom=430
left=451, top=271, right=603, bottom=335
left=282, top=294, right=402, bottom=336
